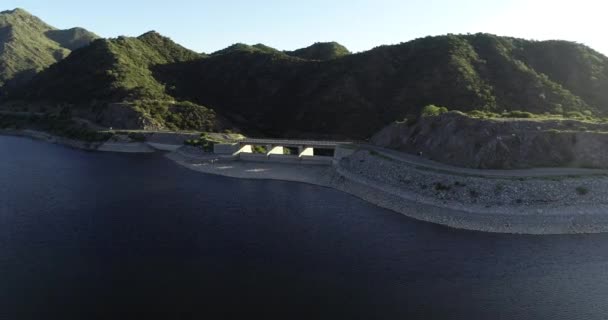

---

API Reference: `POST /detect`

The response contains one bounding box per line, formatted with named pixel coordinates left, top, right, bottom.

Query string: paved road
left=361, top=144, right=608, bottom=178
left=239, top=138, right=354, bottom=148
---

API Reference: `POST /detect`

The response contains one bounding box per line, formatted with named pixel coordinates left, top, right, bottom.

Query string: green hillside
left=8, top=32, right=608, bottom=138
left=0, top=8, right=97, bottom=88
left=45, top=27, right=99, bottom=50
left=285, top=42, right=351, bottom=60
left=153, top=33, right=605, bottom=138
left=16, top=31, right=202, bottom=103
left=212, top=43, right=287, bottom=56
left=9, top=31, right=224, bottom=131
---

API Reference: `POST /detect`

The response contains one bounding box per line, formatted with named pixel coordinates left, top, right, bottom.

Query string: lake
left=1, top=135, right=608, bottom=319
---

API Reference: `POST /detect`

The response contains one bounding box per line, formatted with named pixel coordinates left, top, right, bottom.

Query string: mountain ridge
left=285, top=42, right=351, bottom=60
left=1, top=8, right=607, bottom=139
left=0, top=8, right=98, bottom=89
left=153, top=33, right=607, bottom=138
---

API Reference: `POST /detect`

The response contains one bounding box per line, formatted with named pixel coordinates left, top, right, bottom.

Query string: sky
left=3, top=0, right=607, bottom=55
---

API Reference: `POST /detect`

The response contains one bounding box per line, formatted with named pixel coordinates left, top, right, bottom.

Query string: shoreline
left=167, top=151, right=608, bottom=235
left=0, top=128, right=102, bottom=150
left=4, top=130, right=608, bottom=235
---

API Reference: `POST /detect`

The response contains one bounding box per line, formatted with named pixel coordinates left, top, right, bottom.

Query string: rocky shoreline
left=167, top=148, right=608, bottom=234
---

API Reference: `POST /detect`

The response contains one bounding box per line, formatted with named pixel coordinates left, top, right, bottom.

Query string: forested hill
left=285, top=42, right=351, bottom=60
left=0, top=8, right=97, bottom=89
left=15, top=31, right=203, bottom=103
left=6, top=31, right=608, bottom=139
left=155, top=33, right=608, bottom=138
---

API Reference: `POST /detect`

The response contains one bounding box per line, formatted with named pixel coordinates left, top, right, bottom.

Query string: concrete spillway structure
left=214, top=138, right=355, bottom=165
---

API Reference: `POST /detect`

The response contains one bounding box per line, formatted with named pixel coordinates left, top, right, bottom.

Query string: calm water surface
left=1, top=136, right=608, bottom=319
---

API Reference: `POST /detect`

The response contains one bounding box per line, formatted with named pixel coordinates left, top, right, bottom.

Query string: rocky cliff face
left=372, top=112, right=608, bottom=169
left=99, top=103, right=163, bottom=130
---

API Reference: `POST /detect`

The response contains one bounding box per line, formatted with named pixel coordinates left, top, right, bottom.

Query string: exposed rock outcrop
left=372, top=112, right=608, bottom=169
left=99, top=103, right=163, bottom=130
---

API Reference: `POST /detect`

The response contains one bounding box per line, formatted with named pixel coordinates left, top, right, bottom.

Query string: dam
left=214, top=138, right=356, bottom=165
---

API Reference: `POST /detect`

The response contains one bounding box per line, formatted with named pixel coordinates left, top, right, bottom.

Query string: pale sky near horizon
left=3, top=0, right=608, bottom=55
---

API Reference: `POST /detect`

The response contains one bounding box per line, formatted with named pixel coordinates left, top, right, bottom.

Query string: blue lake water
left=1, top=135, right=608, bottom=319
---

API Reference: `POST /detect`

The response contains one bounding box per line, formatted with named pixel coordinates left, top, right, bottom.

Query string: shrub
left=420, top=105, right=449, bottom=117
left=184, top=133, right=218, bottom=152
left=128, top=132, right=146, bottom=142
left=576, top=186, right=589, bottom=196
left=469, top=189, right=480, bottom=198
left=434, top=182, right=451, bottom=191
left=494, top=183, right=505, bottom=195
left=253, top=145, right=267, bottom=153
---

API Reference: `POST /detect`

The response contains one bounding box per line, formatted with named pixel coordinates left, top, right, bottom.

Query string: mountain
left=0, top=8, right=98, bottom=88
left=19, top=31, right=202, bottom=103
left=45, top=27, right=98, bottom=50
left=7, top=32, right=608, bottom=138
left=212, top=42, right=350, bottom=61
left=212, top=43, right=285, bottom=56
left=10, top=31, right=225, bottom=131
left=285, top=42, right=350, bottom=60
left=154, top=33, right=607, bottom=138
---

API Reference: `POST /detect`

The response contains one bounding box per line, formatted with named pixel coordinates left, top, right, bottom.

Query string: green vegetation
left=0, top=8, right=97, bottom=88
left=3, top=25, right=608, bottom=138
left=434, top=182, right=452, bottom=192
left=454, top=181, right=467, bottom=187
left=576, top=186, right=590, bottom=196
left=134, top=100, right=218, bottom=131
left=184, top=133, right=222, bottom=152
left=283, top=147, right=297, bottom=155
left=253, top=145, right=268, bottom=154
left=421, top=105, right=449, bottom=117
left=4, top=30, right=222, bottom=132
left=285, top=42, right=351, bottom=60
left=10, top=31, right=202, bottom=104
left=127, top=132, right=146, bottom=142
left=465, top=109, right=605, bottom=122
left=150, top=33, right=608, bottom=138
left=45, top=27, right=98, bottom=51
left=469, top=189, right=480, bottom=198
left=494, top=183, right=505, bottom=195
left=212, top=43, right=286, bottom=56
left=0, top=113, right=111, bottom=142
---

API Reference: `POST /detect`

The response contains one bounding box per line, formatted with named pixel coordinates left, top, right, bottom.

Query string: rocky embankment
left=334, top=148, right=608, bottom=234
left=372, top=112, right=608, bottom=169
left=168, top=145, right=608, bottom=234
left=339, top=149, right=608, bottom=213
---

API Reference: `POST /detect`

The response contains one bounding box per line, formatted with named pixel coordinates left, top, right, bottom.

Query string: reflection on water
left=1, top=136, right=608, bottom=319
